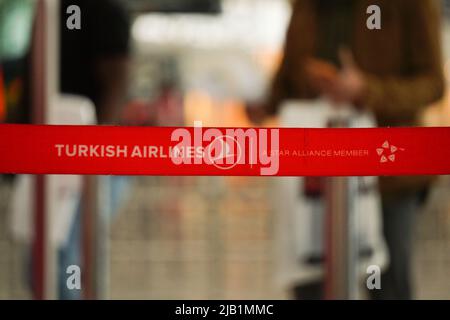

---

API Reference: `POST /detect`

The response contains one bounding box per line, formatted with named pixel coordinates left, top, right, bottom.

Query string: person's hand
left=332, top=48, right=367, bottom=106
left=245, top=103, right=268, bottom=125
left=306, top=49, right=368, bottom=107
left=305, top=57, right=339, bottom=90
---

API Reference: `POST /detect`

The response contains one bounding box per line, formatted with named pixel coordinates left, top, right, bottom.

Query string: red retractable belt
left=0, top=68, right=5, bottom=123
left=0, top=124, right=449, bottom=176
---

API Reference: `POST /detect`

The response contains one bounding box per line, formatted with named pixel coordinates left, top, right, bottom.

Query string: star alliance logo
left=376, top=140, right=405, bottom=163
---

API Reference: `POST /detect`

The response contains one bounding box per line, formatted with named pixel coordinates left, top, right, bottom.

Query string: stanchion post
left=31, top=0, right=47, bottom=300
left=324, top=114, right=355, bottom=300
left=31, top=0, right=60, bottom=300
left=324, top=176, right=349, bottom=299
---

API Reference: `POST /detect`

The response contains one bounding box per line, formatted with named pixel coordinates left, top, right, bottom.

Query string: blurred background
left=0, top=0, right=450, bottom=300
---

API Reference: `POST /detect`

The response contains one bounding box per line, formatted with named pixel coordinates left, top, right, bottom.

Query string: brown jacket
left=269, top=0, right=445, bottom=195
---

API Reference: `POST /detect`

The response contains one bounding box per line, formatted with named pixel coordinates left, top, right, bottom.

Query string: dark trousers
left=292, top=193, right=419, bottom=300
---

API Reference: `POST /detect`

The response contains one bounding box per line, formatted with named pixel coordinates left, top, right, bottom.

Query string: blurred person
left=0, top=0, right=35, bottom=298
left=249, top=0, right=444, bottom=299
left=60, top=0, right=130, bottom=124
left=58, top=0, right=131, bottom=299
left=0, top=0, right=130, bottom=299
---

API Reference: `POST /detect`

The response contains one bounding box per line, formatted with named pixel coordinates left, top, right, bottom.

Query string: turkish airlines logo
left=377, top=140, right=405, bottom=163
left=170, top=121, right=280, bottom=175
left=204, top=135, right=243, bottom=170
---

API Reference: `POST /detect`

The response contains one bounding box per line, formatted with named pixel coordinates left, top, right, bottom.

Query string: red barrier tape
left=1, top=124, right=449, bottom=176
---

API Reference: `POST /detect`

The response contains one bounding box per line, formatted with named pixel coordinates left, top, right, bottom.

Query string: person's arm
left=266, top=0, right=317, bottom=116
left=95, top=55, right=129, bottom=124
left=362, top=0, right=445, bottom=123
left=93, top=0, right=130, bottom=124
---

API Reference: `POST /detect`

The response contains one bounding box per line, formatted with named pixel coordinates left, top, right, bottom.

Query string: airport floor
left=1, top=176, right=450, bottom=299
